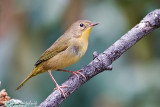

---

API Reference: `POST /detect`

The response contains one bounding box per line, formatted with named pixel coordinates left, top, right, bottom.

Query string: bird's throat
left=80, top=27, right=92, bottom=41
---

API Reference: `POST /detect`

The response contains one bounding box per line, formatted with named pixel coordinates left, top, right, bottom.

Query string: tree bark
left=39, top=9, right=160, bottom=107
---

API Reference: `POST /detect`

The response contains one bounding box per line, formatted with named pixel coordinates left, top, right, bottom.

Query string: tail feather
left=16, top=67, right=41, bottom=90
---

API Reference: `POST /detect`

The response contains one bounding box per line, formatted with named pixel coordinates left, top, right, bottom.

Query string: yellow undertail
left=16, top=66, right=43, bottom=90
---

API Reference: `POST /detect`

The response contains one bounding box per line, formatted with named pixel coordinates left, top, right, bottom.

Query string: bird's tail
left=16, top=66, right=43, bottom=90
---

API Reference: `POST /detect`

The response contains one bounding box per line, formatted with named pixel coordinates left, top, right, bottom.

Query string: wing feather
left=34, top=36, right=70, bottom=66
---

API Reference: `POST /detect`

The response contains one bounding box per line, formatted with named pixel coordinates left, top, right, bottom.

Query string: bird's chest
left=70, top=40, right=88, bottom=58
left=44, top=40, right=88, bottom=70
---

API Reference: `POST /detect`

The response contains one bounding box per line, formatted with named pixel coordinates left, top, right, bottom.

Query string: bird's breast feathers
left=43, top=40, right=88, bottom=70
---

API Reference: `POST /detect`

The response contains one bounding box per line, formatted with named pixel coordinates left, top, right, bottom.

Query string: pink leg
left=48, top=70, right=67, bottom=98
left=57, top=69, right=86, bottom=80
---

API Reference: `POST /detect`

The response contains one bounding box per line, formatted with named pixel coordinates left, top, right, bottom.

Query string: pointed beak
left=90, top=22, right=99, bottom=27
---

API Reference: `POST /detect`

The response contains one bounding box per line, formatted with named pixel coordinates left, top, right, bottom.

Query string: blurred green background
left=0, top=0, right=160, bottom=107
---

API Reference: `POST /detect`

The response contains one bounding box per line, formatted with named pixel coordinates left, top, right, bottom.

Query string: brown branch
left=39, top=9, right=160, bottom=107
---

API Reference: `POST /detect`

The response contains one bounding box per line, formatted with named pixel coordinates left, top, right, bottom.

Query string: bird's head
left=67, top=20, right=99, bottom=39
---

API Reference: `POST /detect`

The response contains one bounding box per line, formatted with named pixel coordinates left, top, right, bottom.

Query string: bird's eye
left=80, top=23, right=84, bottom=27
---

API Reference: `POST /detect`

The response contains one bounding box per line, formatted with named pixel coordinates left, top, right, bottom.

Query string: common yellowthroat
left=16, top=20, right=98, bottom=97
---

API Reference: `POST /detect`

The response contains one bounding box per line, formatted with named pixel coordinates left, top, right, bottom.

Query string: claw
left=54, top=85, right=68, bottom=91
left=54, top=85, right=68, bottom=98
left=48, top=70, right=68, bottom=98
left=57, top=69, right=86, bottom=80
left=71, top=70, right=86, bottom=80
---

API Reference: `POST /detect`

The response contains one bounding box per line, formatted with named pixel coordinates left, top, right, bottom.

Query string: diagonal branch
left=39, top=9, right=160, bottom=107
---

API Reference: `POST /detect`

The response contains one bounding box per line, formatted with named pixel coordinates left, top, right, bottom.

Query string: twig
left=39, top=9, right=160, bottom=107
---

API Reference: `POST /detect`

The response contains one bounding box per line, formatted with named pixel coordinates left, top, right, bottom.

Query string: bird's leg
left=56, top=69, right=86, bottom=80
left=47, top=70, right=67, bottom=98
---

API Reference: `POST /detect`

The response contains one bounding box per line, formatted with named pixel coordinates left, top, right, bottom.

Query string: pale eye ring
left=80, top=23, right=84, bottom=27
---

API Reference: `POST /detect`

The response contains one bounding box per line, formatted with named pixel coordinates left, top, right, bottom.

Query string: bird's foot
left=54, top=85, right=68, bottom=98
left=57, top=69, right=86, bottom=80
left=70, top=69, right=86, bottom=80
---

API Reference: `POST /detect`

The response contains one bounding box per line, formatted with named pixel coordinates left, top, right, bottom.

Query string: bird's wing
left=34, top=37, right=69, bottom=67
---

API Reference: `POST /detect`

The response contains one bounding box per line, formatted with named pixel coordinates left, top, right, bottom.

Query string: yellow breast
left=78, top=27, right=92, bottom=55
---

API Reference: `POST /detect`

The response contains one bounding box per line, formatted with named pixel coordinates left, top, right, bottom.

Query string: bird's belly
left=43, top=48, right=83, bottom=70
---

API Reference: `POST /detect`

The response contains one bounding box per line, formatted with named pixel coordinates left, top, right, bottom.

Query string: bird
left=16, top=20, right=99, bottom=97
